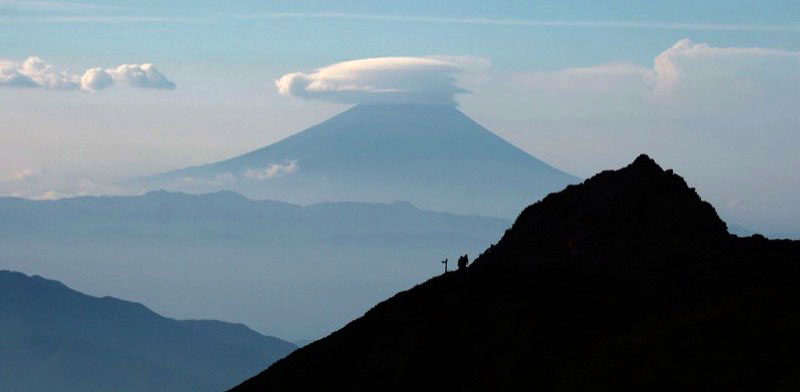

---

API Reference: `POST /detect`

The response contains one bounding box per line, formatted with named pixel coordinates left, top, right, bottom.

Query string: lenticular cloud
left=0, top=57, right=175, bottom=91
left=276, top=56, right=486, bottom=106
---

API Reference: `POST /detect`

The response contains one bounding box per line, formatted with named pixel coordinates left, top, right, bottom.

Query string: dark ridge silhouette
left=141, top=104, right=578, bottom=218
left=230, top=155, right=800, bottom=391
left=0, top=271, right=296, bottom=392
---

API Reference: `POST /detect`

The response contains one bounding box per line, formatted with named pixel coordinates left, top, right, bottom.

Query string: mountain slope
left=231, top=155, right=800, bottom=391
left=0, top=271, right=296, bottom=392
left=144, top=104, right=577, bottom=218
left=0, top=191, right=508, bottom=339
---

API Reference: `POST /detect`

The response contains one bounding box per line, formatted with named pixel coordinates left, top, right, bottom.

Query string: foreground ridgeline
left=0, top=271, right=296, bottom=392
left=231, top=155, right=800, bottom=391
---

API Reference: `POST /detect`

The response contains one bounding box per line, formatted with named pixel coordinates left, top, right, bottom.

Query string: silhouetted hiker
left=442, top=258, right=448, bottom=273
left=457, top=254, right=469, bottom=270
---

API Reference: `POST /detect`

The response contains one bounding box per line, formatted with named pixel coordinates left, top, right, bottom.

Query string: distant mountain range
left=0, top=189, right=506, bottom=246
left=232, top=155, right=800, bottom=391
left=0, top=190, right=509, bottom=339
left=0, top=270, right=295, bottom=392
left=140, top=103, right=578, bottom=218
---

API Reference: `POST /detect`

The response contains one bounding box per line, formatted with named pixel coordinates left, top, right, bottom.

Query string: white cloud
left=0, top=64, right=38, bottom=87
left=512, top=39, right=800, bottom=100
left=276, top=56, right=487, bottom=105
left=9, top=168, right=45, bottom=181
left=104, top=64, right=176, bottom=90
left=33, top=190, right=64, bottom=200
left=0, top=172, right=131, bottom=201
left=80, top=67, right=113, bottom=90
left=0, top=57, right=176, bottom=91
left=166, top=163, right=298, bottom=187
left=649, top=39, right=800, bottom=93
left=242, top=161, right=298, bottom=180
left=0, top=57, right=79, bottom=89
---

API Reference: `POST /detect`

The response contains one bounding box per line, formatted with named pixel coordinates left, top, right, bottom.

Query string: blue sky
left=1, top=0, right=800, bottom=235
left=4, top=1, right=800, bottom=69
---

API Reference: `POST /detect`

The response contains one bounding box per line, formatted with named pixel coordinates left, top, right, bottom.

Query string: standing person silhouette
left=457, top=254, right=469, bottom=270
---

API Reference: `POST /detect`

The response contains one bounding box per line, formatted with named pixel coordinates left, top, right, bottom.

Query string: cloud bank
left=466, top=39, right=800, bottom=234
left=510, top=38, right=800, bottom=107
left=276, top=56, right=487, bottom=106
left=0, top=57, right=176, bottom=91
left=650, top=39, right=800, bottom=93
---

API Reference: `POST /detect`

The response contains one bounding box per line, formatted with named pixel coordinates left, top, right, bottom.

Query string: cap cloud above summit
left=275, top=56, right=487, bottom=106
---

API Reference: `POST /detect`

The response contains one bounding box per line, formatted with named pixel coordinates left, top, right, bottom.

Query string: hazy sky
left=1, top=0, right=799, bottom=235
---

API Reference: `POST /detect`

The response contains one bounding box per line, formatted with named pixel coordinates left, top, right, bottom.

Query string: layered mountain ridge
left=0, top=189, right=506, bottom=245
left=232, top=155, right=800, bottom=391
left=0, top=271, right=296, bottom=392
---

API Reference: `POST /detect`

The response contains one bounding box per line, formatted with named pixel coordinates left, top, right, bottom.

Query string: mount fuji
left=143, top=104, right=577, bottom=218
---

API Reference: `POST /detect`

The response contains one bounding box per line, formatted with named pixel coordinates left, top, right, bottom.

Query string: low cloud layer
left=242, top=161, right=299, bottom=180
left=9, top=168, right=45, bottom=182
left=170, top=161, right=299, bottom=189
left=276, top=56, right=487, bottom=106
left=0, top=168, right=128, bottom=201
left=0, top=57, right=175, bottom=91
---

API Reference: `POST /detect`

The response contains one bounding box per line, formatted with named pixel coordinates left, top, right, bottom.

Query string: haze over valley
left=0, top=191, right=508, bottom=340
